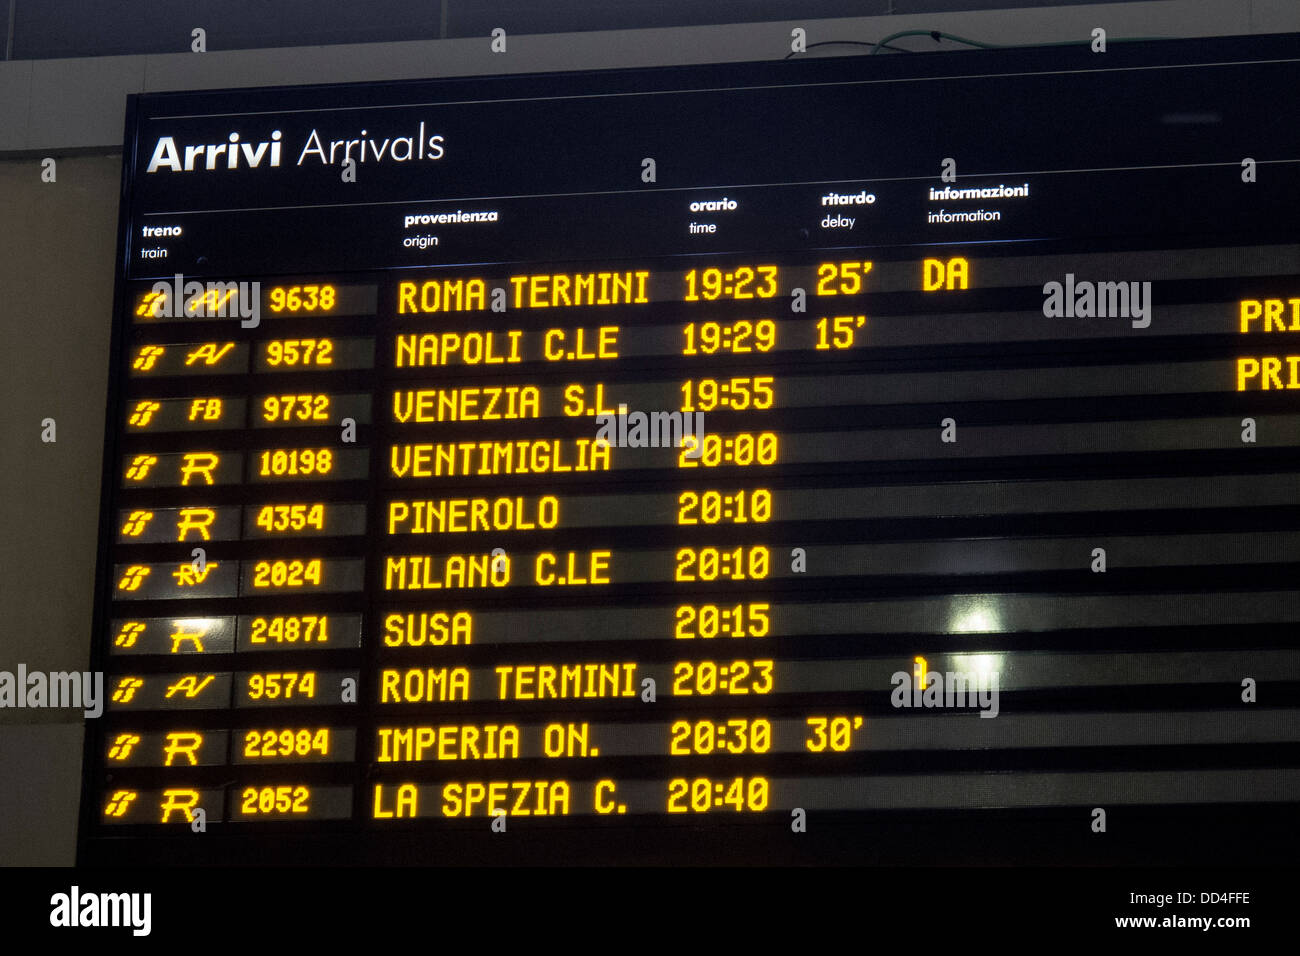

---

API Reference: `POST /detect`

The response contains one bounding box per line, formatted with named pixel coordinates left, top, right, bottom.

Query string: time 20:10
left=678, top=488, right=772, bottom=524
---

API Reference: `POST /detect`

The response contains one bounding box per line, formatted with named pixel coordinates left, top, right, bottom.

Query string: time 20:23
left=672, top=660, right=773, bottom=695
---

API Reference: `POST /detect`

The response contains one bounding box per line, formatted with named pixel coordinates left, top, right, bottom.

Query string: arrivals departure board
left=80, top=36, right=1300, bottom=865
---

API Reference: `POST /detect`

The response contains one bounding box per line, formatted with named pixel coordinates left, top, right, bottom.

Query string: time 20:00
left=678, top=432, right=778, bottom=468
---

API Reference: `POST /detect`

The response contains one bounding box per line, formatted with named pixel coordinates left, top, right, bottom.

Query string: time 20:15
left=675, top=603, right=770, bottom=639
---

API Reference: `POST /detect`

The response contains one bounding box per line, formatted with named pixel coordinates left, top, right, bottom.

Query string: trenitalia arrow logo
left=145, top=124, right=446, bottom=172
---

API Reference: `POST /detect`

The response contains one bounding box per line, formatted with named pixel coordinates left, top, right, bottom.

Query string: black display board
left=79, top=34, right=1300, bottom=864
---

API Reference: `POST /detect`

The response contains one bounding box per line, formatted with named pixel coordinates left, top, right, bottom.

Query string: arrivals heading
left=145, top=122, right=446, bottom=173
